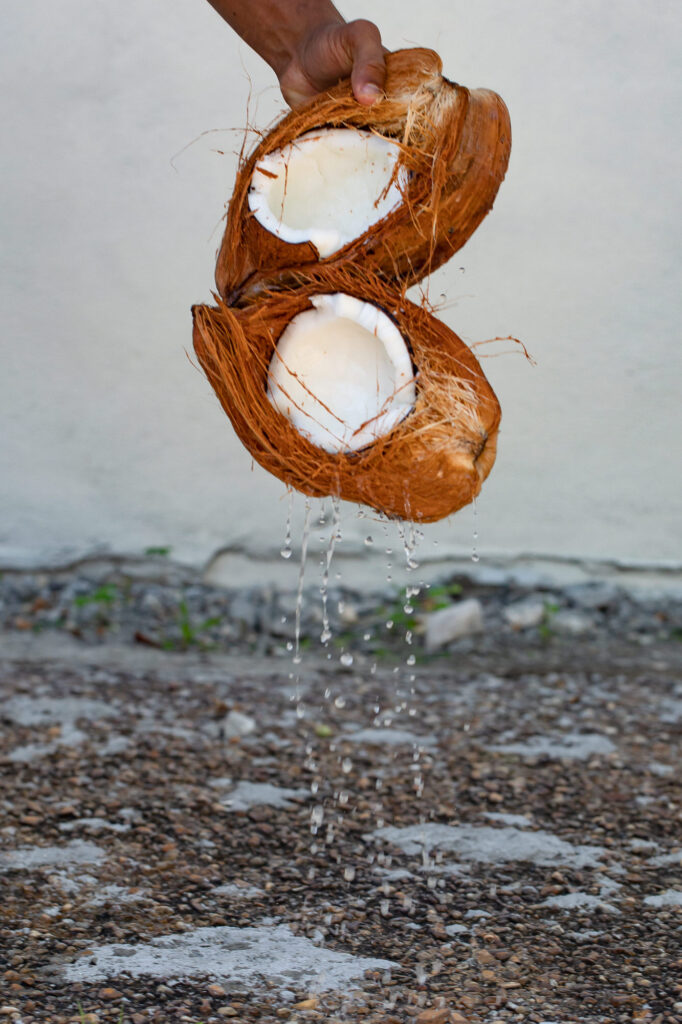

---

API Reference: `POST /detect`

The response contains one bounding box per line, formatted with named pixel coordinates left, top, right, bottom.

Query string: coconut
left=192, top=267, right=500, bottom=524
left=216, top=48, right=511, bottom=304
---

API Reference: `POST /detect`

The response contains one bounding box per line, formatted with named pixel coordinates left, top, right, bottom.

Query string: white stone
left=551, top=609, right=593, bottom=635
left=503, top=598, right=546, bottom=629
left=222, top=710, right=256, bottom=739
left=423, top=598, right=484, bottom=652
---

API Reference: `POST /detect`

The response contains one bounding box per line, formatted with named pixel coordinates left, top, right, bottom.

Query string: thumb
left=344, top=19, right=387, bottom=105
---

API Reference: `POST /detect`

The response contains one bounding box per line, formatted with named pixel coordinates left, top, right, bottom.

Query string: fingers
left=343, top=19, right=386, bottom=105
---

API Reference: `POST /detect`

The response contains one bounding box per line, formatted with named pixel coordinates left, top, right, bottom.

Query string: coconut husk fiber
left=192, top=267, right=500, bottom=523
left=217, top=47, right=511, bottom=305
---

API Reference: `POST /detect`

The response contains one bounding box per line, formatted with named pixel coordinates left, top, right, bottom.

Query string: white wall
left=1, top=0, right=680, bottom=575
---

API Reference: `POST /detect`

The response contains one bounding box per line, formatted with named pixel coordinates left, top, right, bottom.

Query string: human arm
left=205, top=0, right=386, bottom=108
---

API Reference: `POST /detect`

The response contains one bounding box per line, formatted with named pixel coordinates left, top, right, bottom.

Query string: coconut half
left=248, top=130, right=406, bottom=259
left=216, top=48, right=511, bottom=305
left=192, top=269, right=501, bottom=523
left=266, top=292, right=415, bottom=452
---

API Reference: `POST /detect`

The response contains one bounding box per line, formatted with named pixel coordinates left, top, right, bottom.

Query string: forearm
left=206, top=0, right=345, bottom=77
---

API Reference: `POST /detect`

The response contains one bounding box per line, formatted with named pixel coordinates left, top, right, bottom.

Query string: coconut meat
left=267, top=293, right=416, bottom=453
left=248, top=129, right=405, bottom=258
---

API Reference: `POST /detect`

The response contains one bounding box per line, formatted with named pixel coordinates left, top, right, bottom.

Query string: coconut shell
left=216, top=48, right=511, bottom=304
left=192, top=268, right=500, bottom=523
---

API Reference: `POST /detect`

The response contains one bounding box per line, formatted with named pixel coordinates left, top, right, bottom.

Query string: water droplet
left=320, top=627, right=332, bottom=644
left=341, top=757, right=353, bottom=774
left=310, top=805, right=324, bottom=828
left=406, top=654, right=416, bottom=666
left=334, top=694, right=347, bottom=708
left=386, top=620, right=394, bottom=630
left=310, top=780, right=319, bottom=795
left=380, top=899, right=390, bottom=917
left=364, top=535, right=374, bottom=546
left=338, top=790, right=350, bottom=806
left=343, top=865, right=356, bottom=882
left=471, top=552, right=480, bottom=562
left=363, top=631, right=371, bottom=641
left=339, top=653, right=353, bottom=667
left=280, top=547, right=292, bottom=559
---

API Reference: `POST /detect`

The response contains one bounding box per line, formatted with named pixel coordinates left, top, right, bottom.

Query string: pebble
left=423, top=599, right=484, bottom=652
left=97, top=988, right=121, bottom=1001
left=416, top=1010, right=453, bottom=1024
left=207, top=982, right=227, bottom=996
left=216, top=1009, right=239, bottom=1018
left=551, top=609, right=593, bottom=636
left=503, top=597, right=546, bottom=630
left=222, top=710, right=256, bottom=739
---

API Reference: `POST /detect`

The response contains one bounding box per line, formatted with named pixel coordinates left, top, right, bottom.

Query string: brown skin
left=205, top=0, right=386, bottom=107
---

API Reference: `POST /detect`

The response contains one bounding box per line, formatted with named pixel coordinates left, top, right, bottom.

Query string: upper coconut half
left=216, top=48, right=511, bottom=305
left=192, top=267, right=501, bottom=523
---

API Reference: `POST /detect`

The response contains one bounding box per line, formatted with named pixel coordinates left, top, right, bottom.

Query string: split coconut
left=192, top=269, right=500, bottom=523
left=217, top=48, right=511, bottom=304
left=193, top=47, right=510, bottom=523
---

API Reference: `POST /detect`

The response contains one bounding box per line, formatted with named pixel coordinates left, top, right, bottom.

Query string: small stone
left=475, top=950, right=496, bottom=966
left=217, top=1009, right=239, bottom=1019
left=98, top=988, right=121, bottom=1001
left=80, top=1015, right=99, bottom=1024
left=294, top=998, right=319, bottom=1010
left=503, top=598, right=545, bottom=630
left=207, top=982, right=227, bottom=996
left=552, top=609, right=593, bottom=635
left=423, top=599, right=484, bottom=651
left=450, top=1015, right=469, bottom=1024
left=0, top=1011, right=20, bottom=1019
left=222, top=709, right=256, bottom=739
left=416, top=1010, right=451, bottom=1024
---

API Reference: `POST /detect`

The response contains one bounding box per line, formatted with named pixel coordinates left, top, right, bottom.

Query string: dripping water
left=293, top=498, right=312, bottom=666
left=319, top=496, right=341, bottom=645
left=280, top=488, right=294, bottom=559
left=471, top=496, right=479, bottom=562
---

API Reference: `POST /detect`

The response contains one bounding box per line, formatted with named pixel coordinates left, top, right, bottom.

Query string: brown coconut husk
left=216, top=48, right=511, bottom=305
left=192, top=267, right=500, bottom=523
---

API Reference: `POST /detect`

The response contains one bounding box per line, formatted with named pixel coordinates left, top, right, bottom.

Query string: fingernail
left=360, top=83, right=382, bottom=102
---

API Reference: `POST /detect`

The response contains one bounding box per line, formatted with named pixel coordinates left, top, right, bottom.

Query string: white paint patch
left=267, top=293, right=415, bottom=453
left=489, top=733, right=616, bottom=759
left=212, top=882, right=264, bottom=899
left=540, top=892, right=620, bottom=914
left=88, top=885, right=148, bottom=907
left=220, top=781, right=309, bottom=812
left=59, top=818, right=130, bottom=834
left=1, top=695, right=115, bottom=727
left=62, top=923, right=396, bottom=992
left=660, top=698, right=682, bottom=723
left=248, top=128, right=405, bottom=257
left=647, top=850, right=682, bottom=868
left=3, top=695, right=117, bottom=760
left=484, top=812, right=532, bottom=827
left=345, top=728, right=435, bottom=748
left=643, top=889, right=682, bottom=907
left=0, top=840, right=105, bottom=872
left=370, top=824, right=605, bottom=869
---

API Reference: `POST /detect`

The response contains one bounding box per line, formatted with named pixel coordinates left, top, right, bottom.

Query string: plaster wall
left=1, top=0, right=680, bottom=577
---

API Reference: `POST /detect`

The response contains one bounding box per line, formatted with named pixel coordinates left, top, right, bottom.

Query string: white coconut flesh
left=248, top=129, right=406, bottom=258
left=267, top=293, right=416, bottom=453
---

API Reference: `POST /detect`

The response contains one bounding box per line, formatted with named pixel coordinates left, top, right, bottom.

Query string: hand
left=278, top=18, right=386, bottom=109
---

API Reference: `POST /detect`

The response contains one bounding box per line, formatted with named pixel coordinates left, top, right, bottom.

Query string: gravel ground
left=0, top=566, right=681, bottom=1023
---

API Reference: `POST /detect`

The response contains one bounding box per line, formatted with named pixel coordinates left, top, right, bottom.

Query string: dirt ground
left=1, top=574, right=681, bottom=1024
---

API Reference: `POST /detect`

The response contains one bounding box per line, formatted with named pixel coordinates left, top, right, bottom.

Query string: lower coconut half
left=192, top=270, right=500, bottom=523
